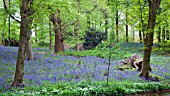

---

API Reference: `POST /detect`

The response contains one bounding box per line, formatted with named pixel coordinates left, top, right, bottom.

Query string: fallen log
left=119, top=53, right=143, bottom=71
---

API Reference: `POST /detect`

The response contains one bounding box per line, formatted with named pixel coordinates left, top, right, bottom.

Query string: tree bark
left=50, top=10, right=64, bottom=53
left=140, top=0, right=161, bottom=78
left=157, top=27, right=161, bottom=42
left=12, top=0, right=29, bottom=87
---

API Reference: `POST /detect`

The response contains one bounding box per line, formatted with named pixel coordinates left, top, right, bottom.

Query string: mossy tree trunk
left=12, top=0, right=30, bottom=87
left=140, top=0, right=161, bottom=78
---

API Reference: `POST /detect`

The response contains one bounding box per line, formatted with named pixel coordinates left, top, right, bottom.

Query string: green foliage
left=83, top=28, right=107, bottom=50
left=59, top=42, right=132, bottom=60
left=1, top=81, right=170, bottom=96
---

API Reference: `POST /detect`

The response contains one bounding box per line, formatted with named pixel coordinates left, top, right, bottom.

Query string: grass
left=0, top=42, right=170, bottom=95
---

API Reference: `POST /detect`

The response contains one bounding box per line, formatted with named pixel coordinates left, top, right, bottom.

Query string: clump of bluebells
left=0, top=45, right=170, bottom=92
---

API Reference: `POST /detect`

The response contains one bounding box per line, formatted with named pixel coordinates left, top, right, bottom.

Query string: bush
left=83, top=28, right=107, bottom=50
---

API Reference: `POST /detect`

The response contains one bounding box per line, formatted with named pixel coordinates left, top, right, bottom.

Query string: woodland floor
left=0, top=43, right=170, bottom=95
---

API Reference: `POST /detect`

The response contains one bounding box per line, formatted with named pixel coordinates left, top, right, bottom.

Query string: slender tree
left=12, top=0, right=30, bottom=87
left=25, top=0, right=34, bottom=61
left=140, top=0, right=161, bottom=78
left=166, top=29, right=169, bottom=40
left=157, top=27, right=161, bottom=42
left=49, top=20, right=52, bottom=50
left=115, top=0, right=119, bottom=42
left=75, top=0, right=80, bottom=51
left=8, top=0, right=11, bottom=46
left=162, top=26, right=165, bottom=42
left=2, top=10, right=7, bottom=46
left=125, top=0, right=129, bottom=42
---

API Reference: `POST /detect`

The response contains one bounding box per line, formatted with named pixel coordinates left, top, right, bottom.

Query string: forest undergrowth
left=0, top=43, right=170, bottom=95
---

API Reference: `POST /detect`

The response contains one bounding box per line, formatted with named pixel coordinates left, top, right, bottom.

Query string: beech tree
left=140, top=0, right=162, bottom=78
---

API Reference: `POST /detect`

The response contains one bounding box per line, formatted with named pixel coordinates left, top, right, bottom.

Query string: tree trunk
left=75, top=19, right=80, bottom=51
left=104, top=10, right=108, bottom=35
left=132, top=26, right=135, bottom=41
left=126, top=7, right=128, bottom=42
left=25, top=35, right=33, bottom=60
left=34, top=24, right=37, bottom=43
left=49, top=21, right=52, bottom=50
left=157, top=26, right=161, bottom=42
left=75, top=0, right=80, bottom=51
left=139, top=30, right=142, bottom=43
left=2, top=12, right=7, bottom=46
left=8, top=0, right=11, bottom=46
left=116, top=10, right=119, bottom=42
left=25, top=29, right=33, bottom=61
left=12, top=0, right=29, bottom=87
left=139, top=0, right=144, bottom=43
left=162, top=27, right=165, bottom=42
left=140, top=0, right=161, bottom=78
left=166, top=30, right=169, bottom=40
left=25, top=9, right=34, bottom=61
left=50, top=10, right=64, bottom=53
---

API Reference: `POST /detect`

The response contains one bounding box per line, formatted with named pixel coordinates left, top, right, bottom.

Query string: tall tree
left=25, top=0, right=34, bottom=61
left=115, top=0, right=119, bottom=42
left=157, top=27, right=161, bottom=42
left=12, top=0, right=30, bottom=87
left=50, top=10, right=64, bottom=53
left=140, top=0, right=161, bottom=78
left=138, top=0, right=143, bottom=43
left=75, top=0, right=80, bottom=51
left=162, top=26, right=165, bottom=42
left=49, top=19, right=52, bottom=50
left=166, top=30, right=170, bottom=40
left=125, top=5, right=128, bottom=42
left=2, top=9, right=7, bottom=46
left=8, top=0, right=11, bottom=46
